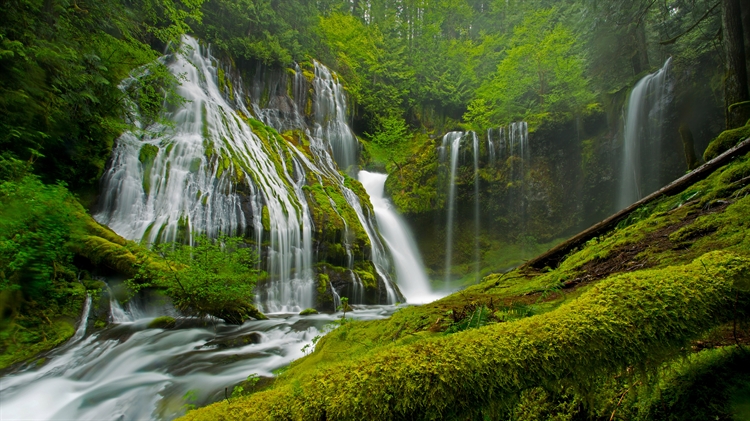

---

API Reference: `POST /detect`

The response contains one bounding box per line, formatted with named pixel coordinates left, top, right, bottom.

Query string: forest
left=1, top=0, right=750, bottom=419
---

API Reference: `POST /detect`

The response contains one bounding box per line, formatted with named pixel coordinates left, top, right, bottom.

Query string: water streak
left=618, top=58, right=673, bottom=210
left=359, top=171, right=441, bottom=303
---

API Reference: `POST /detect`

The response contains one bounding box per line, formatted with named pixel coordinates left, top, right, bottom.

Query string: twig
left=660, top=2, right=720, bottom=45
left=610, top=381, right=640, bottom=421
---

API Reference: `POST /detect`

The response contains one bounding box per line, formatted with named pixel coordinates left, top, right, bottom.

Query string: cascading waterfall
left=96, top=36, right=316, bottom=313
left=95, top=35, right=404, bottom=312
left=440, top=131, right=463, bottom=286
left=359, top=171, right=440, bottom=303
left=472, top=131, right=480, bottom=282
left=312, top=61, right=359, bottom=174
left=617, top=57, right=673, bottom=210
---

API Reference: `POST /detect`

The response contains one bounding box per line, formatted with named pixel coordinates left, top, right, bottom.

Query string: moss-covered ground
left=180, top=147, right=750, bottom=420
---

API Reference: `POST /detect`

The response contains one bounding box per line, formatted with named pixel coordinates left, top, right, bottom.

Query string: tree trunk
left=679, top=123, right=699, bottom=170
left=722, top=0, right=750, bottom=129
left=743, top=0, right=750, bottom=75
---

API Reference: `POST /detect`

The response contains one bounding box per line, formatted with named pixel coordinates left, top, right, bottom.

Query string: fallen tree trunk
left=523, top=137, right=750, bottom=270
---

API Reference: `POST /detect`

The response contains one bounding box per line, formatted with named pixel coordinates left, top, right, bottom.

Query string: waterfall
left=472, top=131, right=480, bottom=282
left=441, top=131, right=463, bottom=286
left=359, top=171, right=440, bottom=304
left=312, top=61, right=359, bottom=174
left=95, top=36, right=316, bottom=313
left=617, top=57, right=673, bottom=210
left=487, top=128, right=496, bottom=165
left=95, top=35, right=401, bottom=311
left=69, top=295, right=92, bottom=344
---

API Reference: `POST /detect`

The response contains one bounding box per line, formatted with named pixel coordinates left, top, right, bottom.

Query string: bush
left=130, top=235, right=265, bottom=324
left=0, top=175, right=84, bottom=298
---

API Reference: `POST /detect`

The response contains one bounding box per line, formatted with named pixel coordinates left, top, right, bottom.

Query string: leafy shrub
left=130, top=235, right=264, bottom=323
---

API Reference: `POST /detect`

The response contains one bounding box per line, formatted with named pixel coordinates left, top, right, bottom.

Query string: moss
left=261, top=206, right=270, bottom=232
left=147, top=316, right=176, bottom=329
left=317, top=273, right=330, bottom=296
left=703, top=123, right=750, bottom=161
left=299, top=308, right=319, bottom=316
left=175, top=151, right=750, bottom=421
left=139, top=144, right=159, bottom=194
left=179, top=251, right=747, bottom=421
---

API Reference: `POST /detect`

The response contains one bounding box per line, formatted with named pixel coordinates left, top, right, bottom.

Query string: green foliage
left=0, top=176, right=84, bottom=297
left=469, top=8, right=595, bottom=128
left=179, top=251, right=747, bottom=421
left=366, top=115, right=408, bottom=148
left=196, top=0, right=315, bottom=65
left=129, top=235, right=264, bottom=323
left=0, top=0, right=201, bottom=190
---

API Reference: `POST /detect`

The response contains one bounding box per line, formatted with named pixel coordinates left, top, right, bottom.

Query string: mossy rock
left=147, top=316, right=176, bottom=329
left=299, top=308, right=319, bottom=316
left=703, top=124, right=750, bottom=161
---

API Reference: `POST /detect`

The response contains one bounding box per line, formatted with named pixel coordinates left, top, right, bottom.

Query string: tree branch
left=660, top=2, right=720, bottom=45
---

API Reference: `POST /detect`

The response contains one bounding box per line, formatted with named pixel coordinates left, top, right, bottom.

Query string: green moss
left=139, top=144, right=159, bottom=194
left=261, top=206, right=270, bottom=232
left=147, top=316, right=176, bottom=329
left=703, top=123, right=750, bottom=161
left=317, top=273, right=330, bottom=296
left=299, top=308, right=319, bottom=316
left=180, top=251, right=747, bottom=421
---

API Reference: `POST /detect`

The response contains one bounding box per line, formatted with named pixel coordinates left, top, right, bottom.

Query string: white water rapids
left=0, top=303, right=397, bottom=421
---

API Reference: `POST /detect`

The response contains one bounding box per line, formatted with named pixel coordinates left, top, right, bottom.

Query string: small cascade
left=618, top=58, right=673, bottom=210
left=359, top=171, right=440, bottom=303
left=311, top=61, right=359, bottom=174
left=330, top=284, right=342, bottom=311
left=487, top=128, right=496, bottom=165
left=441, top=131, right=463, bottom=285
left=471, top=131, right=480, bottom=282
left=70, top=295, right=92, bottom=343
left=350, top=271, right=364, bottom=303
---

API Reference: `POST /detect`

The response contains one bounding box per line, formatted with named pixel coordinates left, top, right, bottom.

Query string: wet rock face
left=201, top=332, right=264, bottom=349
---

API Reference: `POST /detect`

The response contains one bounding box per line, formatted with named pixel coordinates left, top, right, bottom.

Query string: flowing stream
left=0, top=300, right=397, bottom=421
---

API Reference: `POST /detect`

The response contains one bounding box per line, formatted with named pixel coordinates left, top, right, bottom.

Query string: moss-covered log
left=180, top=251, right=748, bottom=421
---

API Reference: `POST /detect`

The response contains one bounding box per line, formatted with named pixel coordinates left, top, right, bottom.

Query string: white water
left=94, top=36, right=403, bottom=310
left=359, top=171, right=442, bottom=304
left=441, top=131, right=463, bottom=285
left=618, top=58, right=672, bottom=210
left=312, top=61, right=359, bottom=174
left=471, top=131, right=480, bottom=282
left=0, top=304, right=397, bottom=421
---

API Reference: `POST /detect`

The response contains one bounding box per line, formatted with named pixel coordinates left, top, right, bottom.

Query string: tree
left=132, top=235, right=264, bottom=324
left=721, top=0, right=750, bottom=128
left=468, top=8, right=594, bottom=128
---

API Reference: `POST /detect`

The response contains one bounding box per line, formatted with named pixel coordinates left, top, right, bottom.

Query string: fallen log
left=523, top=137, right=750, bottom=270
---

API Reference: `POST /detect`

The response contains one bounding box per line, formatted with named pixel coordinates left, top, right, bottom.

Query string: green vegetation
left=299, top=308, right=319, bottom=316
left=179, top=152, right=750, bottom=420
left=128, top=235, right=266, bottom=324
left=147, top=316, right=176, bottom=329
left=0, top=166, right=89, bottom=369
